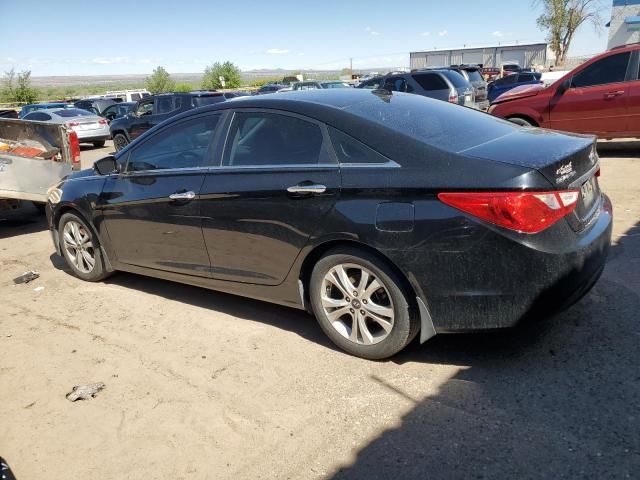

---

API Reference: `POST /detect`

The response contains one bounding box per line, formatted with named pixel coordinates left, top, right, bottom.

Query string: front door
left=548, top=51, right=632, bottom=136
left=100, top=113, right=222, bottom=276
left=200, top=110, right=340, bottom=285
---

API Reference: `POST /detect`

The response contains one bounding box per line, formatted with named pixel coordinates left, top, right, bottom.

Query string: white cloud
left=420, top=32, right=430, bottom=36
left=365, top=26, right=381, bottom=36
left=492, top=31, right=504, bottom=37
left=266, top=48, right=289, bottom=54
left=438, top=30, right=448, bottom=37
left=6, top=56, right=15, bottom=62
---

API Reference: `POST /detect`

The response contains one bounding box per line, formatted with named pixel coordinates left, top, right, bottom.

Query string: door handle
left=169, top=191, right=196, bottom=200
left=286, top=184, right=327, bottom=194
left=604, top=90, right=624, bottom=98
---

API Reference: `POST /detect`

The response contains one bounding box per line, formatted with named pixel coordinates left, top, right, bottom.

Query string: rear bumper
left=407, top=195, right=613, bottom=333
left=76, top=133, right=110, bottom=143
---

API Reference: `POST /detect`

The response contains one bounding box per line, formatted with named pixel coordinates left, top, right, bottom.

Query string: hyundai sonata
left=46, top=89, right=612, bottom=359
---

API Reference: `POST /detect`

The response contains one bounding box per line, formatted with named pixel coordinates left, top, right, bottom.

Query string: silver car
left=22, top=108, right=110, bottom=147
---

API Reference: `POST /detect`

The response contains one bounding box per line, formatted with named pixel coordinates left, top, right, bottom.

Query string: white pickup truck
left=0, top=118, right=80, bottom=211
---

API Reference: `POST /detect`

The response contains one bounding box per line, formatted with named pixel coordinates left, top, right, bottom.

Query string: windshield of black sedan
left=348, top=93, right=516, bottom=153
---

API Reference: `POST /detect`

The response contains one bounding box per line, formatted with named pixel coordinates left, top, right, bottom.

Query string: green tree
left=535, top=0, right=602, bottom=65
left=174, top=83, right=194, bottom=92
left=14, top=70, right=39, bottom=103
left=145, top=66, right=175, bottom=94
left=202, top=61, right=242, bottom=89
left=1, top=68, right=16, bottom=102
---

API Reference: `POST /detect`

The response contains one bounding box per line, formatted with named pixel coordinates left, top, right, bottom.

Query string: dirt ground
left=1, top=140, right=639, bottom=479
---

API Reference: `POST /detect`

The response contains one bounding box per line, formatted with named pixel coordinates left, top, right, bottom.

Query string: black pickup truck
left=109, top=91, right=243, bottom=150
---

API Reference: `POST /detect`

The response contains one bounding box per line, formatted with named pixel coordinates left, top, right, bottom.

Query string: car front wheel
left=59, top=212, right=111, bottom=282
left=507, top=116, right=535, bottom=127
left=310, top=248, right=419, bottom=360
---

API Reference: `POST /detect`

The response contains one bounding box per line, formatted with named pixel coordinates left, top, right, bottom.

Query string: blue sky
left=0, top=0, right=611, bottom=76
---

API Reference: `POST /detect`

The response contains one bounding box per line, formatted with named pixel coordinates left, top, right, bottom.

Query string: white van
left=104, top=89, right=151, bottom=102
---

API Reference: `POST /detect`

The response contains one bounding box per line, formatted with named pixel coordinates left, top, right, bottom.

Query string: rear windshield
left=464, top=69, right=483, bottom=82
left=52, top=108, right=94, bottom=117
left=348, top=93, right=516, bottom=154
left=193, top=95, right=226, bottom=107
left=440, top=70, right=469, bottom=88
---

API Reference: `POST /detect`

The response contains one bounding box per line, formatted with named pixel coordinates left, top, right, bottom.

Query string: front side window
left=126, top=115, right=220, bottom=171
left=223, top=111, right=330, bottom=167
left=135, top=101, right=153, bottom=116
left=384, top=77, right=412, bottom=93
left=571, top=52, right=630, bottom=88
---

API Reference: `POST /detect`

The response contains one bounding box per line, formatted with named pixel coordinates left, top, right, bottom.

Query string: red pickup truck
left=488, top=43, right=640, bottom=138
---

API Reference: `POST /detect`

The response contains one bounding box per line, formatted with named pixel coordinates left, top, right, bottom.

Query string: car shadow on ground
left=597, top=139, right=640, bottom=158
left=49, top=256, right=340, bottom=352
left=0, top=204, right=47, bottom=240
left=330, top=220, right=640, bottom=479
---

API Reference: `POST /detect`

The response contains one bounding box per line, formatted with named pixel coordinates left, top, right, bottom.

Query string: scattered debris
left=13, top=271, right=40, bottom=284
left=66, top=382, right=105, bottom=402
left=24, top=401, right=36, bottom=409
left=33, top=286, right=45, bottom=293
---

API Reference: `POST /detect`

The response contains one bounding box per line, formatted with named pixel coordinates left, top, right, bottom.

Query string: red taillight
left=438, top=190, right=580, bottom=234
left=98, top=119, right=107, bottom=125
left=595, top=168, right=601, bottom=177
left=68, top=130, right=80, bottom=169
left=448, top=93, right=458, bottom=104
left=67, top=121, right=80, bottom=127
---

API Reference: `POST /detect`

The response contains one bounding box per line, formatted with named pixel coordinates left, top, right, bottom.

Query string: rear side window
left=329, top=127, right=389, bottom=164
left=440, top=70, right=469, bottom=88
left=127, top=115, right=220, bottom=171
left=496, top=75, right=517, bottom=86
left=52, top=109, right=93, bottom=117
left=465, top=70, right=483, bottom=82
left=359, top=77, right=383, bottom=89
left=131, top=93, right=141, bottom=101
left=155, top=96, right=176, bottom=114
left=383, top=77, right=414, bottom=93
left=412, top=73, right=448, bottom=91
left=572, top=52, right=630, bottom=88
left=223, top=112, right=331, bottom=167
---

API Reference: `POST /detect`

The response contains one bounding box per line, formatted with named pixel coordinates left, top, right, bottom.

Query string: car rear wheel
left=310, top=248, right=418, bottom=360
left=508, top=116, right=536, bottom=127
left=113, top=133, right=128, bottom=151
left=93, top=140, right=105, bottom=148
left=58, top=212, right=111, bottom=282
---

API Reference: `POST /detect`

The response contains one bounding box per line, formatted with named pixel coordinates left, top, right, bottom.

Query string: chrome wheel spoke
left=357, top=270, right=369, bottom=297
left=365, top=301, right=393, bottom=319
left=357, top=312, right=374, bottom=345
left=81, top=249, right=95, bottom=269
left=363, top=279, right=382, bottom=300
left=321, top=295, right=349, bottom=309
left=63, top=220, right=95, bottom=274
left=367, top=311, right=393, bottom=333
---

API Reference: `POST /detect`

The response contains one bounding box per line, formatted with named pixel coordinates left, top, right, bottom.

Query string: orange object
left=10, top=146, right=44, bottom=157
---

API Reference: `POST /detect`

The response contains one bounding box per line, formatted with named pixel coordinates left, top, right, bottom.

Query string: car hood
left=492, top=84, right=544, bottom=104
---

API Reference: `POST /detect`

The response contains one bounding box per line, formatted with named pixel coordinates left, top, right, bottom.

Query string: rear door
left=548, top=51, right=633, bottom=136
left=200, top=109, right=340, bottom=285
left=99, top=112, right=222, bottom=276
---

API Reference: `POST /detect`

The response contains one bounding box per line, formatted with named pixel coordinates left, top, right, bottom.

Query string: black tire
left=93, top=140, right=106, bottom=148
left=508, top=116, right=535, bottom=127
left=58, top=212, right=111, bottom=282
left=113, top=133, right=128, bottom=151
left=309, top=247, right=419, bottom=360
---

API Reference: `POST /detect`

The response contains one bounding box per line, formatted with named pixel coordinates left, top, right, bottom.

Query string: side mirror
left=94, top=156, right=118, bottom=175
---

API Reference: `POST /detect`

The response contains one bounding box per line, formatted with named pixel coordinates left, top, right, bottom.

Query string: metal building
left=410, top=43, right=549, bottom=69
left=606, top=0, right=640, bottom=49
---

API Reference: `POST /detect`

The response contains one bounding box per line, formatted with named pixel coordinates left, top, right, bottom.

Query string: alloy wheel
left=320, top=263, right=395, bottom=345
left=63, top=220, right=95, bottom=274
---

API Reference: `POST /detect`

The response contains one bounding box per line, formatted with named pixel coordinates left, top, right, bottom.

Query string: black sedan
left=46, top=89, right=611, bottom=359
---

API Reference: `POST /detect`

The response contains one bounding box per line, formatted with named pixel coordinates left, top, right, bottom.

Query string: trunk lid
left=460, top=128, right=601, bottom=231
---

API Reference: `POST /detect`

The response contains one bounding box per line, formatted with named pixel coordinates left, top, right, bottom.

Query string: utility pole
left=350, top=57, right=353, bottom=77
